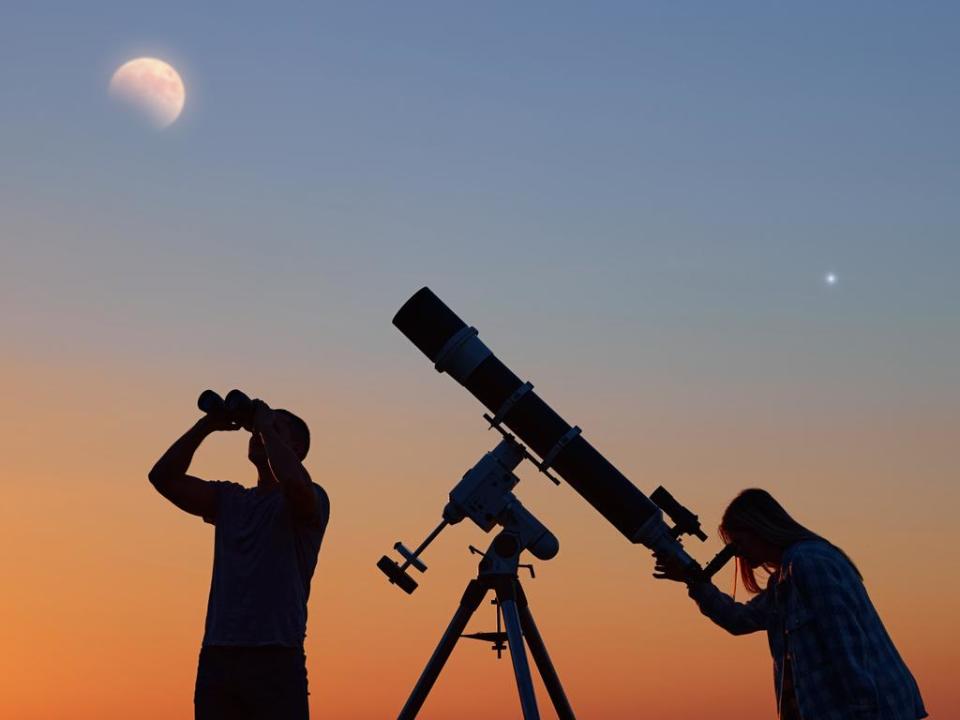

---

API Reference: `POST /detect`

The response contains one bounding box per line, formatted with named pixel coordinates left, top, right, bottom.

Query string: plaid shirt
left=688, top=540, right=926, bottom=719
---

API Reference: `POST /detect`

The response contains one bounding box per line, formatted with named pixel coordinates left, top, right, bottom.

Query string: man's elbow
left=293, top=490, right=318, bottom=520
left=148, top=467, right=170, bottom=489
left=292, top=489, right=326, bottom=528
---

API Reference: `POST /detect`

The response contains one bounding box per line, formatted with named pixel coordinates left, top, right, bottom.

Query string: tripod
left=397, top=534, right=576, bottom=720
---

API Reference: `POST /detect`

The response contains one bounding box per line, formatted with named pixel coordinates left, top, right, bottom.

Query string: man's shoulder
left=202, top=481, right=247, bottom=524
left=310, top=482, right=329, bottom=504
left=212, top=480, right=249, bottom=499
left=309, top=482, right=330, bottom=526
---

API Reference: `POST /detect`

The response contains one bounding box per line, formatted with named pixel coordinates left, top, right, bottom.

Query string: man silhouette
left=149, top=398, right=329, bottom=720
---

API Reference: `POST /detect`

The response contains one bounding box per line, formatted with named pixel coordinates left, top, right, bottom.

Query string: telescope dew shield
left=393, top=287, right=665, bottom=543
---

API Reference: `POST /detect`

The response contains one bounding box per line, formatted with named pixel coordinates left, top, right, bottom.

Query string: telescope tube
left=393, top=287, right=689, bottom=561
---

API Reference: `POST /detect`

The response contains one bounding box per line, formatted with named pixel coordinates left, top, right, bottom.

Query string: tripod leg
left=398, top=579, right=487, bottom=720
left=495, top=580, right=541, bottom=720
left=516, top=585, right=576, bottom=720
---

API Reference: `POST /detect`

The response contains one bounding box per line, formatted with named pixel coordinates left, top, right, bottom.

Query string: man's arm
left=253, top=402, right=324, bottom=526
left=148, top=415, right=235, bottom=520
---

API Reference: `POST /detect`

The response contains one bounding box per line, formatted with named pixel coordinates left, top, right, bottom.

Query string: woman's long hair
left=719, top=488, right=861, bottom=593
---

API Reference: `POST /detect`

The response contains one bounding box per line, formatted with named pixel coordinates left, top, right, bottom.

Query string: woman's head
left=719, top=489, right=823, bottom=593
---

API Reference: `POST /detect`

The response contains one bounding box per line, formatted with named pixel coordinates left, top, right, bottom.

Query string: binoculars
left=197, top=389, right=255, bottom=430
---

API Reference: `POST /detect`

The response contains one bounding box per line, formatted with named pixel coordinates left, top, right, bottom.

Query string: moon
left=109, top=57, right=185, bottom=129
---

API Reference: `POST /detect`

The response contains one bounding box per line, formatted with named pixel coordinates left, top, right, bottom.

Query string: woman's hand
left=653, top=552, right=698, bottom=584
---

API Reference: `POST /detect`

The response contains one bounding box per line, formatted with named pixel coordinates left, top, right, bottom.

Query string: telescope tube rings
left=393, top=287, right=666, bottom=543
left=433, top=326, right=492, bottom=383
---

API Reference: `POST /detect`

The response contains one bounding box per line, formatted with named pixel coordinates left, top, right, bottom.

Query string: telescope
left=386, top=286, right=709, bottom=577
left=378, top=288, right=736, bottom=720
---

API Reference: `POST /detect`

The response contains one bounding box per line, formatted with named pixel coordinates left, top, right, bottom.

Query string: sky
left=1, top=2, right=958, bottom=718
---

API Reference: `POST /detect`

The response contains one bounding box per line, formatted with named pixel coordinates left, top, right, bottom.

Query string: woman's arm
left=654, top=552, right=771, bottom=635
left=687, top=580, right=772, bottom=636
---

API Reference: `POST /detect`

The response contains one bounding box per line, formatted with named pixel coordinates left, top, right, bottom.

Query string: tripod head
left=378, top=422, right=559, bottom=594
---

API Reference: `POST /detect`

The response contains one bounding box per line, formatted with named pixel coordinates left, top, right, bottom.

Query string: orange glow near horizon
left=0, top=349, right=955, bottom=719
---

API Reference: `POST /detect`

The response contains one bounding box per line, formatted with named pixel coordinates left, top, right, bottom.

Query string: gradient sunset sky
left=2, top=3, right=958, bottom=718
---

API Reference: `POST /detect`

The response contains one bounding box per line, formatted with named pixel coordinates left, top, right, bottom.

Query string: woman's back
left=777, top=540, right=925, bottom=720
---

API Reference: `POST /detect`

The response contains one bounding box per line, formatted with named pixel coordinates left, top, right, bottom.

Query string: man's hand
left=199, top=412, right=242, bottom=433
left=250, top=399, right=320, bottom=524
left=251, top=399, right=278, bottom=436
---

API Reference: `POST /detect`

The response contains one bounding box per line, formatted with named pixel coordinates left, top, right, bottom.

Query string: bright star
left=825, top=272, right=838, bottom=286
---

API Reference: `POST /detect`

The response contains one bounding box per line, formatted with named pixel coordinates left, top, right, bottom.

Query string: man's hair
left=276, top=409, right=310, bottom=460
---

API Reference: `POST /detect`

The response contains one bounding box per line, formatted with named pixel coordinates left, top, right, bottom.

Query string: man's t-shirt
left=201, top=481, right=329, bottom=648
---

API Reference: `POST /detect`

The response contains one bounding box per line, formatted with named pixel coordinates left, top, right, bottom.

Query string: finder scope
left=392, top=287, right=698, bottom=565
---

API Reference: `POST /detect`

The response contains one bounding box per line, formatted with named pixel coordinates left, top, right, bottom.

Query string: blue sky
left=2, top=2, right=958, bottom=402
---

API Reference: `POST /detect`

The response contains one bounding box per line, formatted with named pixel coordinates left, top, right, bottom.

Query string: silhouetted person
left=655, top=489, right=925, bottom=720
left=149, top=399, right=329, bottom=720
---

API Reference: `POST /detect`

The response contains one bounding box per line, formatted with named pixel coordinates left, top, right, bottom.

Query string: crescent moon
left=109, top=57, right=185, bottom=129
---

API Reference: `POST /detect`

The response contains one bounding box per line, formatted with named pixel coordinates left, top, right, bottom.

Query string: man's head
left=248, top=409, right=311, bottom=465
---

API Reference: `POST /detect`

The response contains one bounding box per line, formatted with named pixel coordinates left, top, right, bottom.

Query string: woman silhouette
left=655, top=489, right=926, bottom=719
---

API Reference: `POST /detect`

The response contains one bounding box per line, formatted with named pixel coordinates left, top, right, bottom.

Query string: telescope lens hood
left=393, top=287, right=467, bottom=362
